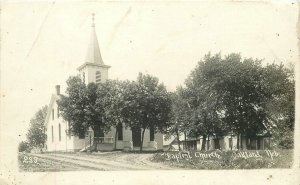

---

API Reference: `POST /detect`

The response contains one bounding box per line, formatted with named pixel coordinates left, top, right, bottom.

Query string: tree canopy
left=58, top=76, right=107, bottom=137
left=122, top=73, right=172, bottom=151
left=26, top=105, right=48, bottom=148
left=179, top=53, right=294, bottom=149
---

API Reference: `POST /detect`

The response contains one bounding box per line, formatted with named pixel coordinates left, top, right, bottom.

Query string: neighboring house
left=44, top=15, right=163, bottom=152
left=164, top=128, right=271, bottom=151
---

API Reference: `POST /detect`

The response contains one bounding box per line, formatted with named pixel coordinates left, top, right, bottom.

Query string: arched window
left=117, top=123, right=123, bottom=140
left=51, top=126, right=54, bottom=142
left=58, top=124, right=61, bottom=141
left=150, top=126, right=155, bottom=141
left=95, top=71, right=101, bottom=84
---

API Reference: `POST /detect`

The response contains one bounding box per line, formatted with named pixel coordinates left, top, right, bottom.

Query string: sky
left=0, top=1, right=298, bottom=143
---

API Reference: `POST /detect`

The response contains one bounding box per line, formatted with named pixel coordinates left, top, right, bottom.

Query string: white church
left=44, top=15, right=164, bottom=152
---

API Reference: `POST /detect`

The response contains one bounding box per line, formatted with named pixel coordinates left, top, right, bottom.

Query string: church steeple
left=77, top=13, right=110, bottom=85
left=85, top=13, right=104, bottom=65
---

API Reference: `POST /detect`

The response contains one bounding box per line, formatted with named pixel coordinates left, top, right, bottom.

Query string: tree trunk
left=184, top=132, right=187, bottom=150
left=237, top=133, right=240, bottom=150
left=114, top=126, right=118, bottom=150
left=176, top=129, right=181, bottom=151
left=93, top=136, right=97, bottom=152
left=207, top=135, right=210, bottom=150
left=140, top=128, right=146, bottom=152
left=215, top=136, right=220, bottom=150
left=201, top=135, right=207, bottom=151
left=240, top=133, right=243, bottom=150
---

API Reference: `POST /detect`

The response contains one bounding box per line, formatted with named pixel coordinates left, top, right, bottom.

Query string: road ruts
left=32, top=153, right=166, bottom=170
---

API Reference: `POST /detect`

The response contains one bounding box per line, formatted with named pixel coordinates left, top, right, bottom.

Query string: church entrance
left=132, top=128, right=141, bottom=147
left=94, top=126, right=104, bottom=143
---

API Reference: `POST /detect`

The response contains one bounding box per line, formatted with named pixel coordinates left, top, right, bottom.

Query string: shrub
left=18, top=141, right=31, bottom=153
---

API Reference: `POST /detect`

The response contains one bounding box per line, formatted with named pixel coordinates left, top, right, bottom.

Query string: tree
left=184, top=52, right=294, bottom=150
left=165, top=89, right=193, bottom=151
left=86, top=82, right=109, bottom=149
left=122, top=73, right=172, bottom=151
left=58, top=76, right=88, bottom=136
left=262, top=63, right=295, bottom=149
left=214, top=54, right=267, bottom=149
left=184, top=53, right=228, bottom=150
left=96, top=80, right=128, bottom=149
left=58, top=76, right=107, bottom=150
left=26, top=105, right=48, bottom=148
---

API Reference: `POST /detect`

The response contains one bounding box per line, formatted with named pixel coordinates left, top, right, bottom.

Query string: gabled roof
left=44, top=94, right=61, bottom=128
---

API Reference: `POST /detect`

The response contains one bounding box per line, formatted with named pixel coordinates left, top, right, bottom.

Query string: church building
left=44, top=14, right=163, bottom=152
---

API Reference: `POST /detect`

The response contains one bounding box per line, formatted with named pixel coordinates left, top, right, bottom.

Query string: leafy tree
left=184, top=54, right=228, bottom=150
left=165, top=89, right=193, bottom=151
left=184, top=53, right=294, bottom=150
left=96, top=80, right=128, bottom=149
left=58, top=76, right=87, bottom=136
left=58, top=76, right=107, bottom=149
left=122, top=73, right=172, bottom=151
left=26, top=105, right=48, bottom=148
left=215, top=54, right=267, bottom=149
left=262, top=63, right=295, bottom=149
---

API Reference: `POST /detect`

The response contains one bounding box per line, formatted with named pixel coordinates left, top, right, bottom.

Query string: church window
left=57, top=106, right=60, bottom=118
left=150, top=126, right=155, bottom=141
left=59, top=124, right=61, bottom=141
left=52, top=109, right=54, bottom=120
left=95, top=71, right=101, bottom=84
left=51, top=126, right=54, bottom=142
left=117, top=123, right=123, bottom=140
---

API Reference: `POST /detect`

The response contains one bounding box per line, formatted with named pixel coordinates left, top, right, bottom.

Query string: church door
left=132, top=128, right=141, bottom=147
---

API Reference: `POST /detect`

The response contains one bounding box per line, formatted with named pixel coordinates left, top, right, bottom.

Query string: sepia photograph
left=0, top=0, right=299, bottom=185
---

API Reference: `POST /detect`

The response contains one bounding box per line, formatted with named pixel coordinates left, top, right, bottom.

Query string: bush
left=18, top=141, right=31, bottom=153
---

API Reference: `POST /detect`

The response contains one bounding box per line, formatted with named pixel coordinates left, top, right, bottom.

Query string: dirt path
left=31, top=152, right=173, bottom=171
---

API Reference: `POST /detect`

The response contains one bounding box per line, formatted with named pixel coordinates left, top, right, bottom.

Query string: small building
left=44, top=15, right=163, bottom=152
left=164, top=130, right=271, bottom=151
left=197, top=132, right=271, bottom=151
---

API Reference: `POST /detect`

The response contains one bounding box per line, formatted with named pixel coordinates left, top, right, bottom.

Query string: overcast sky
left=1, top=1, right=298, bottom=142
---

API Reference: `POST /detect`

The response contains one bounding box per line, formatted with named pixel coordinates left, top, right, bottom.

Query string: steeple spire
left=85, top=13, right=104, bottom=64
left=91, top=13, right=95, bottom=27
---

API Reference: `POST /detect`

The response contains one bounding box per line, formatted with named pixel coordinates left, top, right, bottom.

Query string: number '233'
left=22, top=156, right=38, bottom=163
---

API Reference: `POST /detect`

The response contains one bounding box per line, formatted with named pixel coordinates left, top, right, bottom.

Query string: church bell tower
left=77, top=13, right=111, bottom=84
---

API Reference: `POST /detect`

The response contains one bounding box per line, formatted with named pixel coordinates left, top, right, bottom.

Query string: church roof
left=44, top=94, right=61, bottom=127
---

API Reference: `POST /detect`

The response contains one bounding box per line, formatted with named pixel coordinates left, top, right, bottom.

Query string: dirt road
left=31, top=152, right=173, bottom=171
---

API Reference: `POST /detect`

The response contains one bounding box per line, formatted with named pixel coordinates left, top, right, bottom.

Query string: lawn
left=151, top=149, right=293, bottom=169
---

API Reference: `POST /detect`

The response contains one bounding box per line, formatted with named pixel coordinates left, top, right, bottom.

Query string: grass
left=151, top=149, right=293, bottom=169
